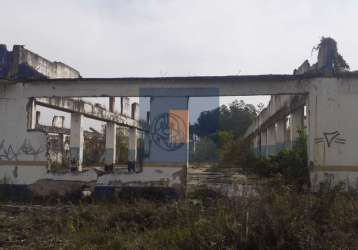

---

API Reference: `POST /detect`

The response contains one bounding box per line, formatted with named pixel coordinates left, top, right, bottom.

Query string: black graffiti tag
left=0, top=139, right=45, bottom=161
left=315, top=131, right=346, bottom=148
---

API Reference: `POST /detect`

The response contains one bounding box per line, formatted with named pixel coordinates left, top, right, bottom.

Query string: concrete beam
left=35, top=124, right=104, bottom=140
left=245, top=95, right=307, bottom=137
left=13, top=74, right=316, bottom=97
left=35, top=97, right=147, bottom=131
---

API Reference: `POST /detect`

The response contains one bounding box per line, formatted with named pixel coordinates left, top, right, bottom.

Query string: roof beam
left=35, top=97, right=147, bottom=131
left=17, top=75, right=315, bottom=97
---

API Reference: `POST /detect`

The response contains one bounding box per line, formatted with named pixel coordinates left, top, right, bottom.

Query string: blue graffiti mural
left=150, top=113, right=186, bottom=151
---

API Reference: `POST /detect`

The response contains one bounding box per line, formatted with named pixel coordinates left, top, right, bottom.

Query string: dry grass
left=0, top=180, right=358, bottom=249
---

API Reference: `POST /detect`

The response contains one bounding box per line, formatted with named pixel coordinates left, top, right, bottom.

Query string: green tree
left=192, top=99, right=258, bottom=141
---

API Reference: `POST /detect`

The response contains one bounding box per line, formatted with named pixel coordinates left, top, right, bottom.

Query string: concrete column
left=146, top=97, right=189, bottom=167
left=59, top=133, right=65, bottom=165
left=26, top=98, right=37, bottom=129
left=267, top=125, right=276, bottom=156
left=290, top=106, right=304, bottom=147
left=131, top=102, right=139, bottom=120
left=144, top=131, right=150, bottom=158
left=109, top=97, right=115, bottom=112
left=35, top=111, right=41, bottom=127
left=275, top=119, right=286, bottom=153
left=260, top=130, right=267, bottom=158
left=121, top=97, right=130, bottom=116
left=70, top=113, right=84, bottom=171
left=105, top=122, right=117, bottom=166
left=128, top=127, right=137, bottom=172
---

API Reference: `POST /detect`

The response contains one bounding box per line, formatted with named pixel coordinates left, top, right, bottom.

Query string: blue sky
left=1, top=0, right=357, bottom=125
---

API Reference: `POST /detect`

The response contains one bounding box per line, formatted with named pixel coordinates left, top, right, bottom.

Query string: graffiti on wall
left=0, top=139, right=45, bottom=161
left=315, top=131, right=346, bottom=148
left=151, top=112, right=187, bottom=151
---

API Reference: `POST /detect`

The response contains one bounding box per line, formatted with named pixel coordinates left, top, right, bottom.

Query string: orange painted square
left=169, top=110, right=188, bottom=144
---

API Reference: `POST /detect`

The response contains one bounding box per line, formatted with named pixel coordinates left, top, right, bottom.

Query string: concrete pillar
left=70, top=113, right=84, bottom=171
left=290, top=106, right=304, bottom=147
left=105, top=122, right=117, bottom=166
left=121, top=97, right=130, bottom=116
left=131, top=103, right=139, bottom=120
left=26, top=98, right=37, bottom=129
left=146, top=111, right=150, bottom=124
left=109, top=97, right=115, bottom=112
left=128, top=127, right=137, bottom=172
left=260, top=130, right=267, bottom=158
left=59, top=133, right=65, bottom=165
left=143, top=131, right=150, bottom=158
left=275, top=119, right=286, bottom=153
left=35, top=111, right=41, bottom=127
left=267, top=125, right=276, bottom=156
left=146, top=97, right=189, bottom=167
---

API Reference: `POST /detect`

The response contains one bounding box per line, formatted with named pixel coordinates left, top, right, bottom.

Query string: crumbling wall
left=0, top=44, right=81, bottom=80
left=294, top=37, right=349, bottom=75
left=0, top=45, right=9, bottom=78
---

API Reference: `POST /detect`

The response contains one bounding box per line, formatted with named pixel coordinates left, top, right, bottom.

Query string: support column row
left=69, top=114, right=139, bottom=172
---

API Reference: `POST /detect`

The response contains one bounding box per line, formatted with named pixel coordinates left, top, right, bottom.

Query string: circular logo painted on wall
left=151, top=112, right=186, bottom=151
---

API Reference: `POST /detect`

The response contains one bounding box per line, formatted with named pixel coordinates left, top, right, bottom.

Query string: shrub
left=2, top=185, right=358, bottom=249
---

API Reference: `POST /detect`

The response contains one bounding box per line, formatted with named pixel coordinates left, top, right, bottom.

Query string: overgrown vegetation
left=220, top=129, right=309, bottom=188
left=1, top=181, right=358, bottom=249
left=0, top=126, right=349, bottom=249
left=83, top=132, right=105, bottom=166
left=190, top=100, right=259, bottom=162
left=2, top=98, right=354, bottom=248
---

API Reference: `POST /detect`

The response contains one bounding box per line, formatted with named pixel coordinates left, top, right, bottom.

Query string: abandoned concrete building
left=1, top=38, right=358, bottom=198
left=0, top=44, right=81, bottom=79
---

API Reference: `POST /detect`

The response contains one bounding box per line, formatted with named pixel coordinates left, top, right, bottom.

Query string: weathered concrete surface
left=97, top=166, right=186, bottom=192
left=105, top=122, right=117, bottom=165
left=70, top=113, right=84, bottom=171
left=146, top=96, right=189, bottom=167
left=245, top=94, right=306, bottom=137
left=307, top=77, right=358, bottom=190
left=0, top=164, right=97, bottom=197
left=0, top=164, right=185, bottom=198
left=0, top=45, right=80, bottom=79
left=36, top=97, right=146, bottom=130
left=294, top=37, right=349, bottom=75
left=244, top=75, right=358, bottom=189
left=9, top=74, right=317, bottom=97
left=245, top=94, right=306, bottom=157
left=0, top=83, right=48, bottom=165
left=3, top=74, right=358, bottom=194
